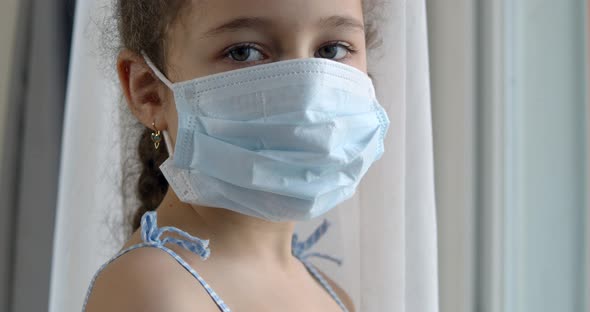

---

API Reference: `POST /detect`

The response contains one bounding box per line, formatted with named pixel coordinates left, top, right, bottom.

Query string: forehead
left=183, top=0, right=365, bottom=33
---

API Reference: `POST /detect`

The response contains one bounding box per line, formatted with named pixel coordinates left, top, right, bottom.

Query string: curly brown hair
left=115, top=0, right=384, bottom=233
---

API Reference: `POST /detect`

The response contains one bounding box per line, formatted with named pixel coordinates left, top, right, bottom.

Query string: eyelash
left=222, top=41, right=358, bottom=64
left=223, top=43, right=265, bottom=64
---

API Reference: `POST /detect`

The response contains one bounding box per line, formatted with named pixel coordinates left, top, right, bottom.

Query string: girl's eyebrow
left=201, top=15, right=365, bottom=39
left=318, top=15, right=365, bottom=33
left=201, top=17, right=272, bottom=38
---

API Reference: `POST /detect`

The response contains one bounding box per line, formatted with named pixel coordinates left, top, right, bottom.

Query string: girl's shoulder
left=83, top=243, right=221, bottom=312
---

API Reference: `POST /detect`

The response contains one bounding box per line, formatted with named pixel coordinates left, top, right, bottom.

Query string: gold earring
left=151, top=122, right=162, bottom=150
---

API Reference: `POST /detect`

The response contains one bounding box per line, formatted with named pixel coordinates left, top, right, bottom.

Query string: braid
left=131, top=128, right=169, bottom=231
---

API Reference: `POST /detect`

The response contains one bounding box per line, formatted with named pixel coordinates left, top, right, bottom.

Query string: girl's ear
left=117, top=49, right=170, bottom=131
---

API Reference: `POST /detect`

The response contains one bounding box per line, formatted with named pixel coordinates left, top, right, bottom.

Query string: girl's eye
left=316, top=43, right=355, bottom=60
left=225, top=44, right=265, bottom=63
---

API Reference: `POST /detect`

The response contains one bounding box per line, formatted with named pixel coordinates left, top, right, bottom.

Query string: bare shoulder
left=84, top=246, right=219, bottom=312
left=315, top=269, right=356, bottom=312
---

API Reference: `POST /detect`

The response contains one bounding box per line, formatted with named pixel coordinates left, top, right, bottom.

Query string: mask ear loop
left=163, top=130, right=174, bottom=157
left=141, top=51, right=174, bottom=89
left=141, top=51, right=175, bottom=158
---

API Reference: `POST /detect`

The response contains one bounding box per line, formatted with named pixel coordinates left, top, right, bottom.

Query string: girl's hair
left=115, top=0, right=383, bottom=233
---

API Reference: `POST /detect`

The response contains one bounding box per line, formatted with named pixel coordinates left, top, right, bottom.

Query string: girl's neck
left=155, top=188, right=297, bottom=267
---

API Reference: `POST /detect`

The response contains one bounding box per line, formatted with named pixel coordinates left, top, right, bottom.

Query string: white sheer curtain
left=49, top=0, right=438, bottom=311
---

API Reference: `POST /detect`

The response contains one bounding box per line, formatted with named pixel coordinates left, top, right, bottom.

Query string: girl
left=83, top=0, right=388, bottom=311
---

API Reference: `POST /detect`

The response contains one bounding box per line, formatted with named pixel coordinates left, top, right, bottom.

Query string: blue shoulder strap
left=139, top=211, right=231, bottom=311
left=141, top=211, right=210, bottom=260
left=292, top=219, right=349, bottom=312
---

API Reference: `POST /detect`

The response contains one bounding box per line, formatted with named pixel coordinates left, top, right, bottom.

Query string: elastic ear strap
left=141, top=51, right=174, bottom=89
left=163, top=130, right=174, bottom=157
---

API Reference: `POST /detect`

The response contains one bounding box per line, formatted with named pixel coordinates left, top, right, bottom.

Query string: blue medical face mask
left=144, top=53, right=390, bottom=222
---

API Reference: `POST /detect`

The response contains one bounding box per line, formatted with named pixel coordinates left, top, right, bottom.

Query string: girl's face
left=120, top=0, right=367, bottom=147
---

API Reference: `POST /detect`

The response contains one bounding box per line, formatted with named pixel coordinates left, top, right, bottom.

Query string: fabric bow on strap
left=291, top=219, right=342, bottom=266
left=141, top=211, right=211, bottom=260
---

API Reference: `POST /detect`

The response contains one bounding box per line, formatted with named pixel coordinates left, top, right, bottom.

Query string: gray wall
left=0, top=1, right=21, bottom=310
left=0, top=1, right=74, bottom=311
left=428, top=1, right=589, bottom=312
left=0, top=0, right=19, bottom=153
left=504, top=1, right=588, bottom=311
left=426, top=1, right=476, bottom=312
